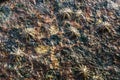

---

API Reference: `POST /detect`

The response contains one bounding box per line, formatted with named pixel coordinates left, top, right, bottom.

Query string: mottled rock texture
left=0, top=0, right=120, bottom=80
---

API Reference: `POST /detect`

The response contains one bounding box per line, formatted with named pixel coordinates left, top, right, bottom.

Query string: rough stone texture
left=0, top=0, right=120, bottom=80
